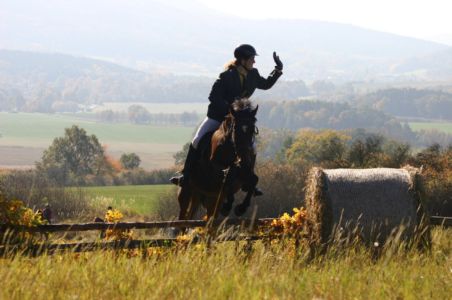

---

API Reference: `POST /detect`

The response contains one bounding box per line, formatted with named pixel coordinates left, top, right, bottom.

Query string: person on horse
left=170, top=44, right=283, bottom=196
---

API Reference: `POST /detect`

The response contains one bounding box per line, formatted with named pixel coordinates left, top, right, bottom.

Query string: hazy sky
left=198, top=0, right=452, bottom=44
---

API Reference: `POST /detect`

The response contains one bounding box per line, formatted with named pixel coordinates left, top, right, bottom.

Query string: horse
left=177, top=98, right=260, bottom=223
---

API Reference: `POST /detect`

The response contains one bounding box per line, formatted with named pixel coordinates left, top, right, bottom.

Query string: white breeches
left=192, top=117, right=221, bottom=149
left=191, top=117, right=256, bottom=153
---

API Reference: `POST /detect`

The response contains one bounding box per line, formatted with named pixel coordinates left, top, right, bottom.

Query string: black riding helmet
left=234, top=44, right=258, bottom=60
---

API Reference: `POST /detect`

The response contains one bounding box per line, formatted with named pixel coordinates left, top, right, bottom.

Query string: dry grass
left=0, top=228, right=450, bottom=299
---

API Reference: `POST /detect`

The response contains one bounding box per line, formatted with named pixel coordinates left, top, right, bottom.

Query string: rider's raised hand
left=273, top=51, right=283, bottom=71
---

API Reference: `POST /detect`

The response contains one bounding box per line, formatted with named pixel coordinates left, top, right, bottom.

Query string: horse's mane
left=219, top=115, right=233, bottom=143
left=231, top=98, right=254, bottom=112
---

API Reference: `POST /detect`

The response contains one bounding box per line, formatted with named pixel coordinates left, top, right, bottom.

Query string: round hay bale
left=305, top=166, right=430, bottom=246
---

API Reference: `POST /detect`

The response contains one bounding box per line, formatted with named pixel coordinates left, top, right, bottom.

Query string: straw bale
left=305, top=166, right=429, bottom=246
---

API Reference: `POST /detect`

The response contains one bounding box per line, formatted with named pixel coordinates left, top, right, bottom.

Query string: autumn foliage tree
left=285, top=129, right=350, bottom=167
left=37, top=125, right=110, bottom=185
left=120, top=153, right=141, bottom=169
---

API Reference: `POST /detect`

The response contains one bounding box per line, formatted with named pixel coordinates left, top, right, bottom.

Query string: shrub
left=0, top=170, right=95, bottom=221
left=154, top=187, right=179, bottom=220
left=252, top=161, right=309, bottom=218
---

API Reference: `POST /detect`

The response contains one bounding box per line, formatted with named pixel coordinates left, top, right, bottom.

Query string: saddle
left=191, top=131, right=226, bottom=191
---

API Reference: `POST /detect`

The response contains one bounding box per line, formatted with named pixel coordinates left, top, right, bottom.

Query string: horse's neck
left=210, top=117, right=236, bottom=164
left=220, top=117, right=233, bottom=140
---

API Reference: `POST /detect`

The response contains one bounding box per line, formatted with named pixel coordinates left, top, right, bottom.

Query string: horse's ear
left=251, top=105, right=258, bottom=117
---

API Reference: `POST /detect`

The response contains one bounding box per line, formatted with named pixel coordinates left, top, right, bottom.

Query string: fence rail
left=0, top=235, right=262, bottom=256
left=429, top=216, right=452, bottom=227
left=0, top=218, right=274, bottom=233
left=0, top=216, right=451, bottom=234
left=1, top=216, right=450, bottom=256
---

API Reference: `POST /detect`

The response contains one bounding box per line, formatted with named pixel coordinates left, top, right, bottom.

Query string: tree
left=285, top=129, right=349, bottom=167
left=348, top=133, right=384, bottom=167
left=173, top=142, right=190, bottom=166
left=37, top=125, right=108, bottom=184
left=120, top=153, right=141, bottom=169
left=128, top=105, right=151, bottom=124
left=382, top=140, right=411, bottom=167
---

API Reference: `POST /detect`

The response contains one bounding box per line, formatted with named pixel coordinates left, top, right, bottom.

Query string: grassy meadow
left=83, top=184, right=174, bottom=215
left=0, top=228, right=450, bottom=299
left=0, top=112, right=195, bottom=169
left=409, top=121, right=452, bottom=134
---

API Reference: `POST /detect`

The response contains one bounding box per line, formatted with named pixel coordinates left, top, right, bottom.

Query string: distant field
left=0, top=113, right=194, bottom=143
left=0, top=112, right=196, bottom=169
left=95, top=102, right=207, bottom=114
left=83, top=184, right=175, bottom=215
left=409, top=121, right=452, bottom=134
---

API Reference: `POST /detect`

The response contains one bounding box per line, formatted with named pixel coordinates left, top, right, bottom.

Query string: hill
left=1, top=0, right=451, bottom=80
left=353, top=88, right=452, bottom=120
left=0, top=50, right=309, bottom=111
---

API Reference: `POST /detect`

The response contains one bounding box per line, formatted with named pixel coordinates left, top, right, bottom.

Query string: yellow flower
left=268, top=206, right=307, bottom=237
left=105, top=209, right=123, bottom=223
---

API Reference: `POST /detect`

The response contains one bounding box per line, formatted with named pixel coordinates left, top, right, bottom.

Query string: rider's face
left=241, top=56, right=255, bottom=71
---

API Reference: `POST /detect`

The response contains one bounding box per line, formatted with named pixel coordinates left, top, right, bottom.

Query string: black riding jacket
left=207, top=67, right=282, bottom=122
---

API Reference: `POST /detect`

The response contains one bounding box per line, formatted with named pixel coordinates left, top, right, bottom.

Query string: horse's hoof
left=167, top=227, right=180, bottom=238
left=220, top=203, right=232, bottom=216
left=234, top=204, right=248, bottom=216
left=253, top=187, right=264, bottom=197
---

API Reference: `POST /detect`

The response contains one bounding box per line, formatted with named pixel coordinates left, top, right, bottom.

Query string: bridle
left=230, top=114, right=258, bottom=166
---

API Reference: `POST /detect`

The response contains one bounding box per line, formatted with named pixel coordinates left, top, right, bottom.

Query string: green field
left=0, top=112, right=195, bottom=169
left=83, top=184, right=175, bottom=215
left=0, top=113, right=194, bottom=144
left=409, top=121, right=452, bottom=134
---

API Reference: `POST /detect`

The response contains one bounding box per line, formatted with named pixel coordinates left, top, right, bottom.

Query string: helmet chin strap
left=238, top=60, right=252, bottom=72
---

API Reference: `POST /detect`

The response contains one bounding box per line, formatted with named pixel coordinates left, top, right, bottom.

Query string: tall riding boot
left=170, top=144, right=198, bottom=187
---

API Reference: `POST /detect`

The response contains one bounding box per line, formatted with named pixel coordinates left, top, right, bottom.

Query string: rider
left=170, top=44, right=283, bottom=195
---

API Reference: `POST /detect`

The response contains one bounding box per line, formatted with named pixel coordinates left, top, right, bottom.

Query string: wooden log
left=0, top=218, right=275, bottom=233
left=0, top=216, right=449, bottom=234
left=429, top=216, right=452, bottom=227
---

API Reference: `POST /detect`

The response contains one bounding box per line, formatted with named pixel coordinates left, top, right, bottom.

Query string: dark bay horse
left=177, top=99, right=259, bottom=222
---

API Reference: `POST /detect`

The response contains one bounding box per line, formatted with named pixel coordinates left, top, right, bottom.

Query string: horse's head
left=229, top=98, right=258, bottom=166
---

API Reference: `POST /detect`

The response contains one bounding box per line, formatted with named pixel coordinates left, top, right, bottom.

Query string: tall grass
left=0, top=228, right=450, bottom=299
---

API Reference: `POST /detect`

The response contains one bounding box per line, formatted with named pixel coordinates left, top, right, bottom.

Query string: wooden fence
left=0, top=218, right=273, bottom=233
left=0, top=216, right=450, bottom=234
left=0, top=216, right=450, bottom=255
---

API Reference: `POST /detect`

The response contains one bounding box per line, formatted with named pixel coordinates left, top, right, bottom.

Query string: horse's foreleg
left=177, top=186, right=191, bottom=220
left=176, top=186, right=195, bottom=235
left=234, top=190, right=253, bottom=217
left=221, top=192, right=235, bottom=216
left=186, top=194, right=200, bottom=220
left=233, top=166, right=258, bottom=216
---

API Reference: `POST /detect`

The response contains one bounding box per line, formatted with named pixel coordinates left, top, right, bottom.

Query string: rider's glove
left=273, top=51, right=283, bottom=71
